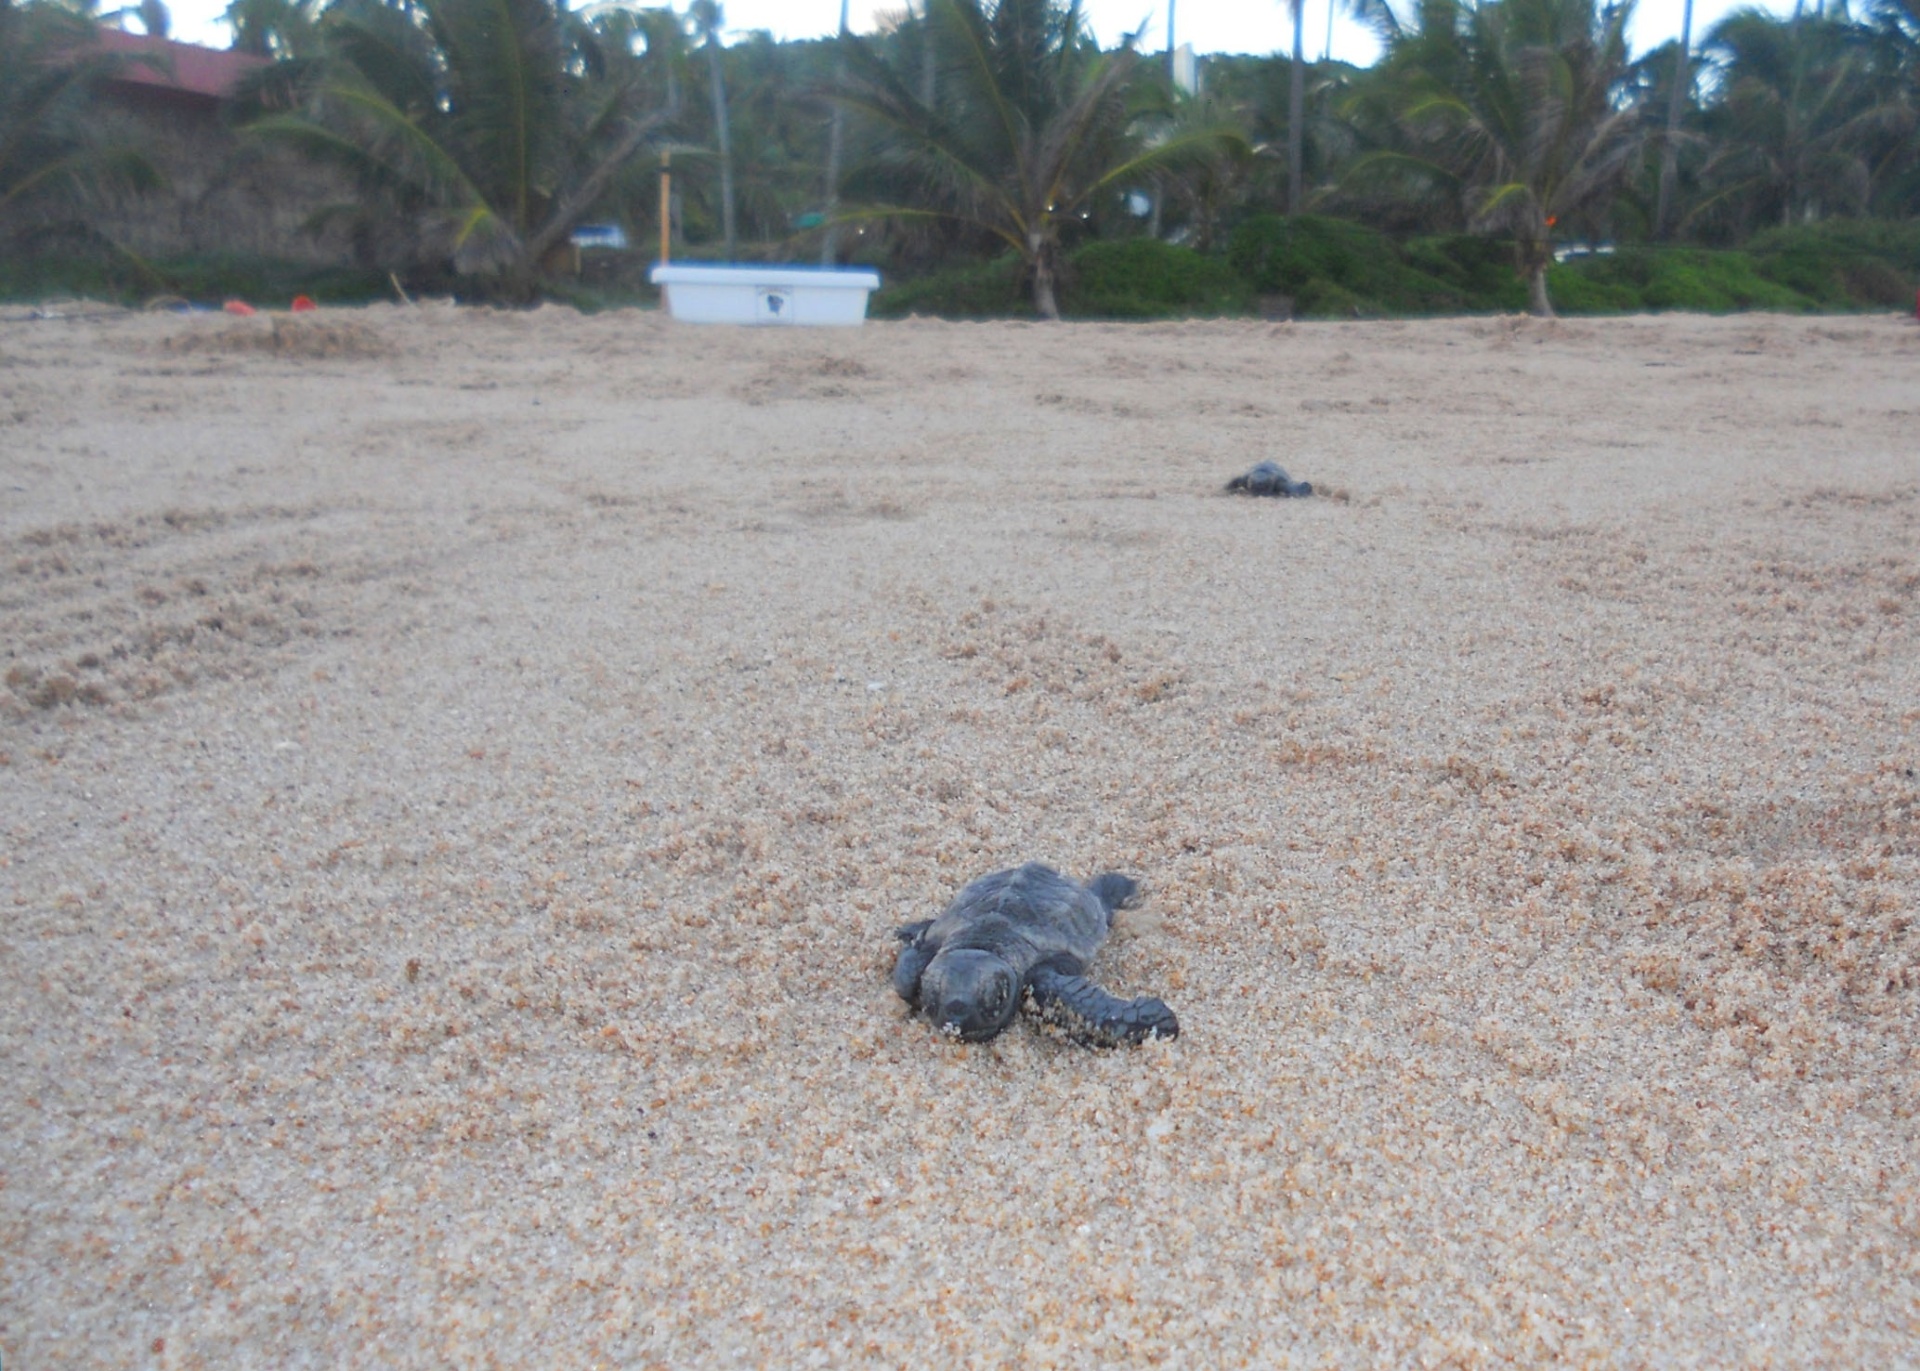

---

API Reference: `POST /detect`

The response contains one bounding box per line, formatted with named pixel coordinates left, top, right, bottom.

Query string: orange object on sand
left=291, top=295, right=318, bottom=312
left=223, top=299, right=256, bottom=316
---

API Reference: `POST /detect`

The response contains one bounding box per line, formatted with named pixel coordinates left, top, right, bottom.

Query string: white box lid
left=649, top=264, right=882, bottom=290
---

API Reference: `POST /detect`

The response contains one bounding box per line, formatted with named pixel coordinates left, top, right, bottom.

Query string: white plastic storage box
left=648, top=264, right=883, bottom=326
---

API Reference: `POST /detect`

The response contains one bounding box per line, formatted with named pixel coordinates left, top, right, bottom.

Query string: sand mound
left=163, top=315, right=392, bottom=359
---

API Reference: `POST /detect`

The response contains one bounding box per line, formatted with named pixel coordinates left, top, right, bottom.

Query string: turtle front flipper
left=1029, top=966, right=1179, bottom=1045
left=892, top=924, right=936, bottom=1004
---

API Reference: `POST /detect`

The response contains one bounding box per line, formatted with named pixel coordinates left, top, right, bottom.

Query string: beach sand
left=2, top=304, right=1917, bottom=1366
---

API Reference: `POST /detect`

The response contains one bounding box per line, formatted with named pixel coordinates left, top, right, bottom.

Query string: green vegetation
left=0, top=249, right=388, bottom=307
left=872, top=254, right=1025, bottom=318
left=5, top=217, right=1910, bottom=323
left=0, top=0, right=1916, bottom=317
left=1348, top=0, right=1645, bottom=314
left=0, top=0, right=161, bottom=242
left=870, top=218, right=1914, bottom=319
left=244, top=0, right=676, bottom=302
left=1556, top=247, right=1813, bottom=312
left=1065, top=239, right=1256, bottom=318
left=836, top=0, right=1245, bottom=317
left=1742, top=220, right=1920, bottom=307
left=1229, top=215, right=1506, bottom=315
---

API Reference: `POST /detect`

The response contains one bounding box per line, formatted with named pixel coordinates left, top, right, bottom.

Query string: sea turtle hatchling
left=892, top=863, right=1179, bottom=1046
left=1226, top=461, right=1313, bottom=497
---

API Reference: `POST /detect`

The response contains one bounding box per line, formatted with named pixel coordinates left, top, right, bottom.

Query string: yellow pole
left=658, top=150, right=672, bottom=264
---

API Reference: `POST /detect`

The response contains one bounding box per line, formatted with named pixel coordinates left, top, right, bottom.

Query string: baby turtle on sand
left=892, top=863, right=1179, bottom=1046
left=1226, top=461, right=1313, bottom=497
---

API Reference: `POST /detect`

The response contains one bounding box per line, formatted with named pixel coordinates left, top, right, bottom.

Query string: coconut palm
left=223, top=0, right=321, bottom=60
left=1286, top=0, right=1307, bottom=211
left=1132, top=62, right=1261, bottom=241
left=1693, top=6, right=1911, bottom=231
left=1200, top=49, right=1365, bottom=222
left=1351, top=0, right=1645, bottom=314
left=822, top=0, right=850, bottom=263
left=1653, top=0, right=1696, bottom=237
left=248, top=0, right=674, bottom=298
left=689, top=0, right=736, bottom=257
left=0, top=0, right=160, bottom=244
left=1864, top=0, right=1920, bottom=213
left=836, top=0, right=1245, bottom=318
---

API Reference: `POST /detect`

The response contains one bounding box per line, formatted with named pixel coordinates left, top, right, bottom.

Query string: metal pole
left=658, top=150, right=672, bottom=264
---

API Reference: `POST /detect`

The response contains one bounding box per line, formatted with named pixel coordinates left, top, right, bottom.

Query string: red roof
left=93, top=29, right=269, bottom=101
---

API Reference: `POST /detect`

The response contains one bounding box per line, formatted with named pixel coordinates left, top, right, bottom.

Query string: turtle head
left=918, top=949, right=1020, bottom=1042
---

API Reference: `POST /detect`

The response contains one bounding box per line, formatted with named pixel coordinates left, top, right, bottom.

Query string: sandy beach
left=2, top=304, right=1917, bottom=1366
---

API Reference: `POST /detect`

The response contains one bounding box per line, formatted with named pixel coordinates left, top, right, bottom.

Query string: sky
left=164, top=0, right=1796, bottom=69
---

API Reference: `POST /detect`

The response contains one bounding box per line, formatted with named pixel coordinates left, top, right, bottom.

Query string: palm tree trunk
left=1653, top=0, right=1694, bottom=240
left=1287, top=0, right=1305, bottom=214
left=920, top=0, right=936, bottom=106
left=1029, top=230, right=1061, bottom=320
left=523, top=109, right=672, bottom=269
left=821, top=0, right=849, bottom=264
left=706, top=29, right=736, bottom=258
left=1526, top=263, right=1553, bottom=317
left=1521, top=207, right=1554, bottom=316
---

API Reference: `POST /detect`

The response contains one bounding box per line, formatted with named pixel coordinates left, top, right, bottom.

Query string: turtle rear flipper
left=1029, top=966, right=1179, bottom=1045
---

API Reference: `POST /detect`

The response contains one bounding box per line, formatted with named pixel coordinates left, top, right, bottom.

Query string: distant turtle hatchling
left=892, top=863, right=1179, bottom=1046
left=1226, top=461, right=1313, bottom=497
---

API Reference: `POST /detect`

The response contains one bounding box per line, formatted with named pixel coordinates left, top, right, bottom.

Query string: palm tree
left=920, top=0, right=940, bottom=103
left=1287, top=0, right=1306, bottom=211
left=248, top=0, right=673, bottom=298
left=223, top=0, right=321, bottom=60
left=1693, top=6, right=1905, bottom=231
left=1353, top=0, right=1645, bottom=314
left=1127, top=79, right=1255, bottom=248
left=0, top=0, right=160, bottom=245
left=1652, top=0, right=1696, bottom=237
left=1863, top=0, right=1920, bottom=214
left=689, top=0, right=736, bottom=257
left=836, top=0, right=1244, bottom=317
left=821, top=0, right=850, bottom=263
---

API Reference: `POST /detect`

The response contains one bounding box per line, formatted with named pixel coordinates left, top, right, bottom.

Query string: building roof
left=93, top=29, right=270, bottom=101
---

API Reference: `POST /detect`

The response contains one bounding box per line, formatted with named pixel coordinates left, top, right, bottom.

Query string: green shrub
left=1229, top=214, right=1387, bottom=292
left=864, top=214, right=1920, bottom=321
left=1065, top=239, right=1255, bottom=318
left=1540, top=262, right=1640, bottom=313
left=1402, top=234, right=1526, bottom=306
left=1635, top=249, right=1811, bottom=311
left=1743, top=220, right=1920, bottom=308
left=0, top=250, right=391, bottom=308
left=1544, top=247, right=1817, bottom=313
left=872, top=241, right=1256, bottom=320
left=1228, top=216, right=1502, bottom=315
left=1294, top=278, right=1369, bottom=317
left=870, top=255, right=1027, bottom=318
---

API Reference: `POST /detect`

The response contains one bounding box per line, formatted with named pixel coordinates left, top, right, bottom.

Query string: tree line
left=3, top=0, right=1916, bottom=315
